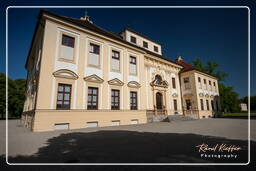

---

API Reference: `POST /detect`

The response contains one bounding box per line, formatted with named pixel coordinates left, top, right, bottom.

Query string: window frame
left=58, top=32, right=77, bottom=63
left=130, top=91, right=138, bottom=110
left=111, top=50, right=121, bottom=72
left=56, top=83, right=72, bottom=110
left=143, top=41, right=148, bottom=48
left=87, top=87, right=99, bottom=110
left=211, top=100, right=214, bottom=111
left=61, top=34, right=75, bottom=48
left=88, top=41, right=101, bottom=68
left=129, top=56, right=137, bottom=75
left=173, top=99, right=178, bottom=111
left=154, top=46, right=159, bottom=52
left=200, top=99, right=204, bottom=110
left=89, top=43, right=100, bottom=55
left=172, top=77, right=176, bottom=89
left=130, top=36, right=137, bottom=44
left=184, top=77, right=190, bottom=89
left=206, top=99, right=210, bottom=110
left=111, top=89, right=120, bottom=110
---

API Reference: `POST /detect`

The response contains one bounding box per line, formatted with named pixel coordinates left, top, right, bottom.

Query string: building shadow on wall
left=3, top=130, right=252, bottom=164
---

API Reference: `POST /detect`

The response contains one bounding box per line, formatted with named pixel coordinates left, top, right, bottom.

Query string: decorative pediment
left=127, top=81, right=141, bottom=88
left=83, top=74, right=104, bottom=83
left=108, top=78, right=124, bottom=86
left=205, top=94, right=209, bottom=98
left=150, top=75, right=168, bottom=88
left=172, top=93, right=178, bottom=97
left=183, top=93, right=193, bottom=97
left=53, top=69, right=78, bottom=80
left=210, top=95, right=214, bottom=98
left=199, top=93, right=204, bottom=97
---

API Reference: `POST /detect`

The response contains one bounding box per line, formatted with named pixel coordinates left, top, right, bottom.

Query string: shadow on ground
left=2, top=130, right=252, bottom=164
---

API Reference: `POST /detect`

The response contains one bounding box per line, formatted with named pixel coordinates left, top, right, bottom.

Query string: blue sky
left=0, top=2, right=255, bottom=98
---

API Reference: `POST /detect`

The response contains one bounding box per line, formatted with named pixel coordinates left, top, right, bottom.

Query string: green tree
left=0, top=73, right=26, bottom=119
left=191, top=59, right=239, bottom=113
left=240, top=96, right=256, bottom=111
left=192, top=59, right=229, bottom=81
left=0, top=73, right=6, bottom=119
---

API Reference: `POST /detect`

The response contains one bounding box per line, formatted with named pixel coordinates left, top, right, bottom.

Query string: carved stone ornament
left=83, top=74, right=104, bottom=83
left=172, top=93, right=178, bottom=97
left=199, top=93, right=204, bottom=97
left=127, top=81, right=141, bottom=88
left=150, top=74, right=168, bottom=88
left=53, top=69, right=78, bottom=80
left=108, top=78, right=124, bottom=86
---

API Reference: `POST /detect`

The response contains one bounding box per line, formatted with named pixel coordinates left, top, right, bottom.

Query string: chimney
left=80, top=11, right=93, bottom=23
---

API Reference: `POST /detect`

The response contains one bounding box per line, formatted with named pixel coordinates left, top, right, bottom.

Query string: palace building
left=22, top=10, right=221, bottom=132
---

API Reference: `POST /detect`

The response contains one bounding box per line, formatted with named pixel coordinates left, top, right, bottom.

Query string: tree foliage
left=0, top=73, right=26, bottom=119
left=192, top=58, right=229, bottom=82
left=240, top=96, right=256, bottom=111
left=191, top=59, right=240, bottom=113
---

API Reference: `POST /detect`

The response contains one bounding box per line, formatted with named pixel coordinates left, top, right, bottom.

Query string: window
left=209, top=80, right=211, bottom=85
left=185, top=99, right=191, bottom=110
left=129, top=56, right=137, bottom=74
left=184, top=77, right=190, bottom=89
left=213, top=82, right=216, bottom=87
left=87, top=87, right=98, bottom=110
left=56, top=84, right=71, bottom=109
left=112, top=120, right=120, bottom=126
left=200, top=99, right=204, bottom=110
left=130, top=91, right=138, bottom=110
left=206, top=100, right=209, bottom=110
left=198, top=77, right=202, bottom=89
left=86, top=122, right=98, bottom=127
left=112, top=50, right=120, bottom=71
left=216, top=100, right=219, bottom=111
left=131, top=119, right=139, bottom=124
left=172, top=78, right=176, bottom=89
left=62, top=35, right=75, bottom=48
left=54, top=123, right=69, bottom=130
left=211, top=100, right=214, bottom=110
left=154, top=46, right=159, bottom=52
left=209, top=80, right=212, bottom=90
left=60, top=34, right=75, bottom=61
left=89, top=43, right=99, bottom=54
left=143, top=41, right=148, bottom=48
left=88, top=43, right=100, bottom=66
left=111, top=89, right=120, bottom=110
left=184, top=77, right=189, bottom=83
left=130, top=36, right=136, bottom=43
left=203, top=79, right=207, bottom=90
left=173, top=99, right=177, bottom=111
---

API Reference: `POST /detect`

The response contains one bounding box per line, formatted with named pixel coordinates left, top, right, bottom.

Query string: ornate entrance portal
left=156, top=92, right=163, bottom=109
left=148, top=74, right=168, bottom=115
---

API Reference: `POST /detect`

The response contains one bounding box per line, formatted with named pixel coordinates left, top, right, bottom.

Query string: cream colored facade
left=22, top=11, right=221, bottom=132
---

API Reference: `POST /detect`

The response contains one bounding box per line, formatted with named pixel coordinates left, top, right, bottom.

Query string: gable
left=108, top=78, right=124, bottom=86
left=53, top=69, right=78, bottom=80
left=127, top=81, right=141, bottom=88
left=84, top=74, right=104, bottom=83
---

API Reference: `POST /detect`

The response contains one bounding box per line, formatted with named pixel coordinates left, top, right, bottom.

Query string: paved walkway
left=1, top=118, right=255, bottom=163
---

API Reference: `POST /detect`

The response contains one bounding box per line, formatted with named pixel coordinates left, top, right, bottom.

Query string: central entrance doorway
left=156, top=92, right=163, bottom=109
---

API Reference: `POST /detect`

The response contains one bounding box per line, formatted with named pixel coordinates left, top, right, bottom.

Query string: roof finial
left=80, top=10, right=93, bottom=23
left=176, top=55, right=183, bottom=61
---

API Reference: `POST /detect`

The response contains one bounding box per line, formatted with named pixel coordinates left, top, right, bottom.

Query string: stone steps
left=167, top=115, right=198, bottom=122
left=147, top=114, right=198, bottom=123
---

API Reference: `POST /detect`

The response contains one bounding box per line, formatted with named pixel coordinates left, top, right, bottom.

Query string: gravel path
left=0, top=118, right=254, bottom=163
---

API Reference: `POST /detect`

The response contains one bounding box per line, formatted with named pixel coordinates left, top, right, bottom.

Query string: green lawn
left=222, top=112, right=256, bottom=117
